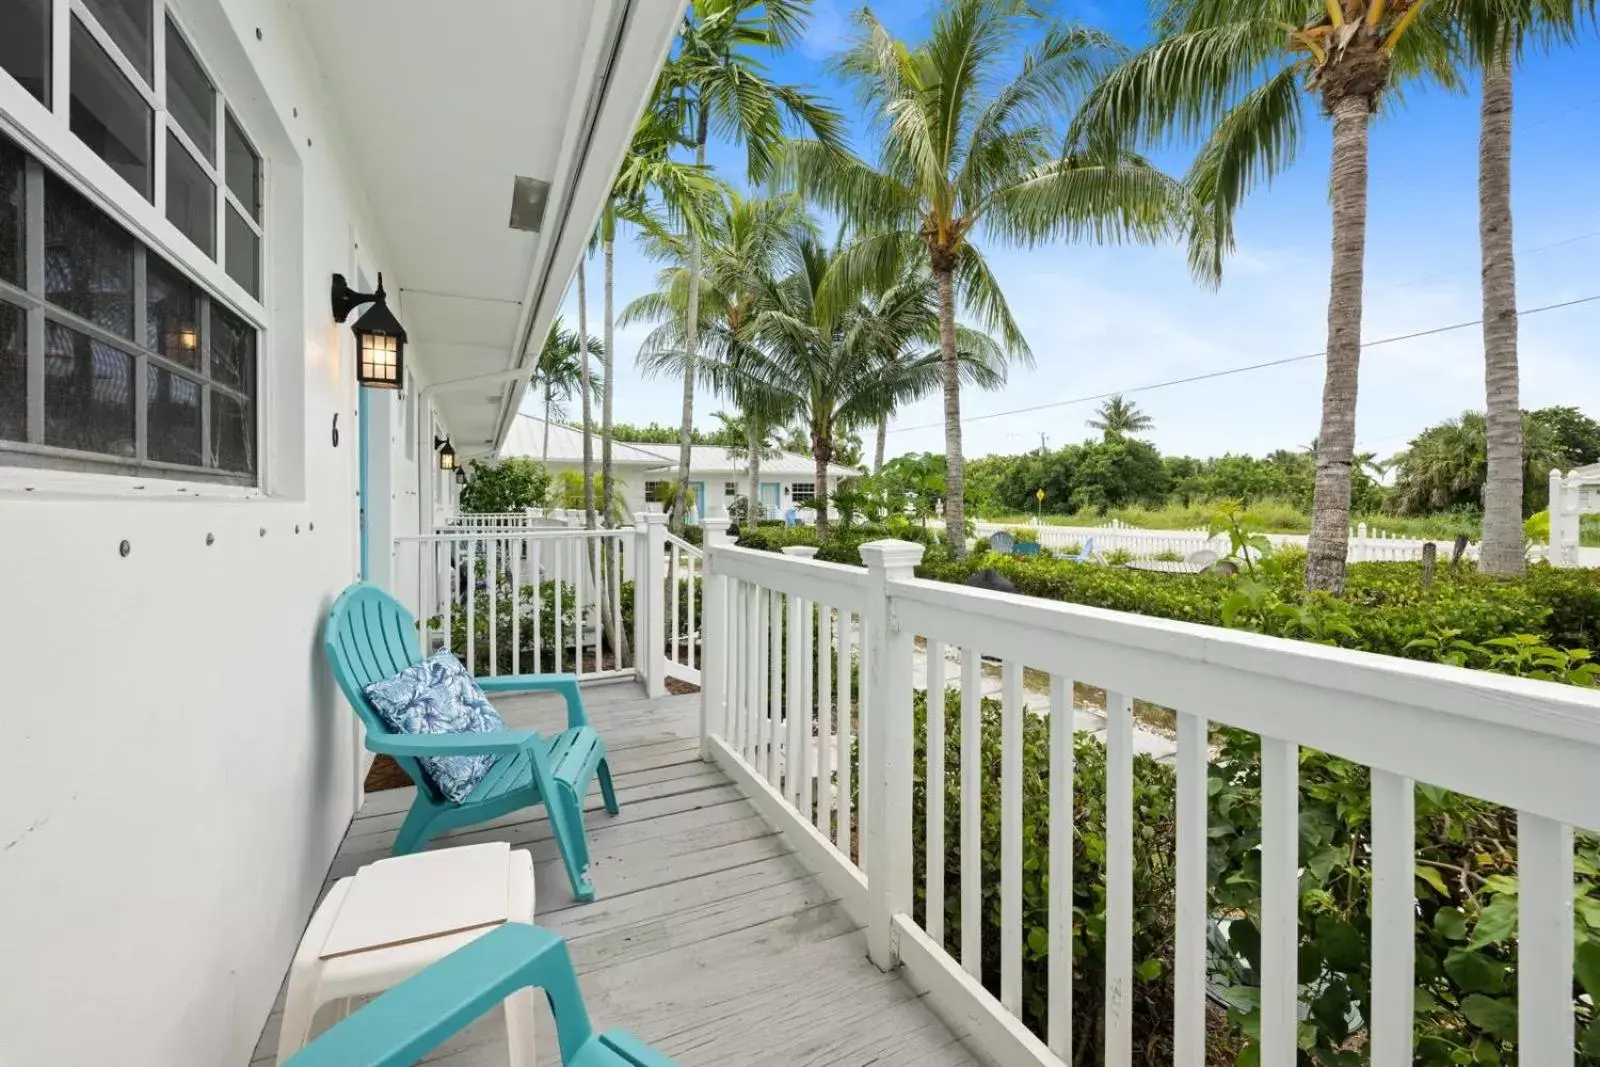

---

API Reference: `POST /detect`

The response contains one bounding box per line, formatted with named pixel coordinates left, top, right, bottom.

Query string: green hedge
left=916, top=554, right=1598, bottom=662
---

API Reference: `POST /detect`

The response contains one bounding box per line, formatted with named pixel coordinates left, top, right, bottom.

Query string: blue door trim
left=358, top=386, right=371, bottom=579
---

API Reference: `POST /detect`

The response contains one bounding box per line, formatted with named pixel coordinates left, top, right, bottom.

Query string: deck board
left=252, top=679, right=977, bottom=1066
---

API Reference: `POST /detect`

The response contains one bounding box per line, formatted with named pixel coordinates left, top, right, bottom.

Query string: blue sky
left=554, top=0, right=1600, bottom=465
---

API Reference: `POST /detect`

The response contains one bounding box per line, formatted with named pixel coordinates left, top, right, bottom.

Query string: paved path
left=909, top=642, right=1179, bottom=762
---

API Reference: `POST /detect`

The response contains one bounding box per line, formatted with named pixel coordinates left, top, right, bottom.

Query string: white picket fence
left=693, top=533, right=1600, bottom=1067
left=954, top=518, right=1482, bottom=564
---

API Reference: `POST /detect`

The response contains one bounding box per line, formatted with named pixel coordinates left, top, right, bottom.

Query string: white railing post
left=859, top=538, right=925, bottom=971
left=701, top=524, right=736, bottom=760
left=637, top=512, right=668, bottom=699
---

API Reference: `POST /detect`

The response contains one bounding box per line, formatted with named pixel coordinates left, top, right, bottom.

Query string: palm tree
left=740, top=234, right=1007, bottom=539
left=714, top=409, right=785, bottom=520
left=650, top=0, right=843, bottom=532
left=1087, top=394, right=1154, bottom=438
left=598, top=102, right=722, bottom=528
left=575, top=257, right=596, bottom=529
left=624, top=192, right=813, bottom=522
left=534, top=318, right=599, bottom=461
left=1074, top=1, right=1448, bottom=592
left=787, top=1, right=1198, bottom=558
left=1452, top=0, right=1591, bottom=574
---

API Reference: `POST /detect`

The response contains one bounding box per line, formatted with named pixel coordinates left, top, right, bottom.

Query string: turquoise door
left=691, top=481, right=707, bottom=524
left=759, top=482, right=781, bottom=519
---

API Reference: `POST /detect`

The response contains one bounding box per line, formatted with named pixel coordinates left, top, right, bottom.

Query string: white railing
left=696, top=536, right=1600, bottom=1067
left=698, top=535, right=872, bottom=916
left=392, top=527, right=636, bottom=682
left=662, top=533, right=703, bottom=687
left=438, top=511, right=536, bottom=530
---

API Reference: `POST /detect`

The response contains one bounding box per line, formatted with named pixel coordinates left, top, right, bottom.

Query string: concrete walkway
left=910, top=642, right=1179, bottom=762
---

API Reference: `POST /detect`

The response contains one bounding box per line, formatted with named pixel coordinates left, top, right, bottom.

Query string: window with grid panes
left=0, top=130, right=256, bottom=480
left=790, top=482, right=815, bottom=502
left=0, top=1, right=265, bottom=481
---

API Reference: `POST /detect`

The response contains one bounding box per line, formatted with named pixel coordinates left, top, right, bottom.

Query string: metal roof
left=499, top=417, right=861, bottom=479
left=500, top=415, right=672, bottom=465
left=653, top=446, right=860, bottom=480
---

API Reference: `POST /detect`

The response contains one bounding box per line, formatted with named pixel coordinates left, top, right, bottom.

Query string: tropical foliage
left=786, top=0, right=1200, bottom=557
left=456, top=458, right=552, bottom=515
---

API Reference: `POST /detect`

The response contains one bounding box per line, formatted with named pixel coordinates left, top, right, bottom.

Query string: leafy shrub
left=916, top=553, right=1590, bottom=673
left=1525, top=510, right=1550, bottom=545
left=1006, top=526, right=1040, bottom=544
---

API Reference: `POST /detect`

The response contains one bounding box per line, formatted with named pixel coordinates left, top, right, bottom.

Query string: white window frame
left=790, top=481, right=816, bottom=503
left=0, top=0, right=269, bottom=495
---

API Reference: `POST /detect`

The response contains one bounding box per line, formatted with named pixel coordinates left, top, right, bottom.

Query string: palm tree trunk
left=674, top=116, right=710, bottom=534
left=934, top=263, right=967, bottom=560
left=1479, top=52, right=1523, bottom=576
left=814, top=431, right=831, bottom=540
left=1306, top=95, right=1372, bottom=593
left=542, top=389, right=552, bottom=462
left=577, top=257, right=596, bottom=530
left=747, top=421, right=762, bottom=524
left=602, top=221, right=617, bottom=528
left=874, top=415, right=887, bottom=475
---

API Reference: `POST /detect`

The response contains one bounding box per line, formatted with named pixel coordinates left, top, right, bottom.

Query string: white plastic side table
left=275, top=843, right=537, bottom=1065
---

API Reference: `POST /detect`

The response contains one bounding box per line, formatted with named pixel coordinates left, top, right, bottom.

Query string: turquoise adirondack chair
left=284, top=923, right=675, bottom=1066
left=324, top=582, right=618, bottom=902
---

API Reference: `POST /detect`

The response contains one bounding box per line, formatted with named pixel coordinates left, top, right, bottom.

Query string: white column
left=859, top=538, right=926, bottom=970
left=701, top=526, right=736, bottom=759
left=1550, top=468, right=1579, bottom=568
left=638, top=513, right=668, bottom=698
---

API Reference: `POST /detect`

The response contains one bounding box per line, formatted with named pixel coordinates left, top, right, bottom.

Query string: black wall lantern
left=435, top=435, right=457, bottom=471
left=454, top=466, right=468, bottom=487
left=331, top=272, right=407, bottom=389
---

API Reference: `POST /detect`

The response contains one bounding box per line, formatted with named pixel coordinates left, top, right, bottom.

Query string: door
left=690, top=482, right=707, bottom=524
left=759, top=482, right=781, bottom=519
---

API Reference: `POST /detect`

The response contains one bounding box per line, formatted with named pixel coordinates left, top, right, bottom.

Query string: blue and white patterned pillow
left=364, top=650, right=509, bottom=803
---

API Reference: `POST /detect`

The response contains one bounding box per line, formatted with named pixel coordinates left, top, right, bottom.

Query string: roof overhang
left=293, top=0, right=684, bottom=452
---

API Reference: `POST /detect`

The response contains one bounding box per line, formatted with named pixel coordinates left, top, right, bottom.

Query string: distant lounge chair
left=1063, top=536, right=1103, bottom=564
left=988, top=531, right=1016, bottom=554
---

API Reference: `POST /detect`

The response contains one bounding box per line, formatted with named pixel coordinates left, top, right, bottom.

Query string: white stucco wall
left=0, top=1, right=435, bottom=1063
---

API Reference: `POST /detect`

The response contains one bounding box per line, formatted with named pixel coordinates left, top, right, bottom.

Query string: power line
left=1383, top=230, right=1600, bottom=292
left=887, top=293, right=1600, bottom=434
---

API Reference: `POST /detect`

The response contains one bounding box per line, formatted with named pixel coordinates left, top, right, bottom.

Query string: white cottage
left=499, top=413, right=862, bottom=522
left=0, top=3, right=680, bottom=1063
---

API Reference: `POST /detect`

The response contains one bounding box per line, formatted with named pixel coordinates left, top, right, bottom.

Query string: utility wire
left=887, top=293, right=1600, bottom=434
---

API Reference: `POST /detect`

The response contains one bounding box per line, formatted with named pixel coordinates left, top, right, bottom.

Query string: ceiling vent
left=508, top=176, right=550, bottom=233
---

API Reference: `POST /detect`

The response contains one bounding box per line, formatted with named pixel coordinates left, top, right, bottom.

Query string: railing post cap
left=780, top=545, right=820, bottom=559
left=639, top=512, right=669, bottom=526
left=857, top=538, right=926, bottom=571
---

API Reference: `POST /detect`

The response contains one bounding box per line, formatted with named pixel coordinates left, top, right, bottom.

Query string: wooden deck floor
left=251, top=680, right=978, bottom=1066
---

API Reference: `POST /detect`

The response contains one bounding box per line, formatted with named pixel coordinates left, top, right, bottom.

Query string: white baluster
left=960, top=646, right=981, bottom=979
left=1001, top=660, right=1024, bottom=1016
left=1259, top=737, right=1300, bottom=1066
left=1048, top=674, right=1073, bottom=1058
left=1369, top=770, right=1416, bottom=1067
left=1104, top=690, right=1134, bottom=1067
left=1175, top=710, right=1208, bottom=1067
